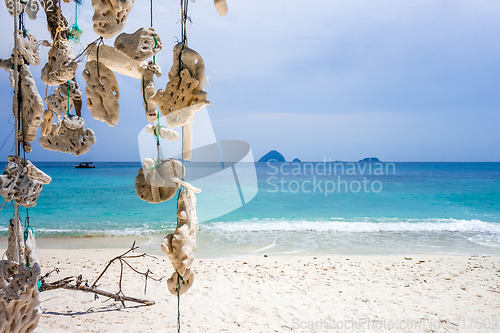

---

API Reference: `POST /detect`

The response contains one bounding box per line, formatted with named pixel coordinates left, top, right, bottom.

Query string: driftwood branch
left=41, top=276, right=155, bottom=306
left=40, top=242, right=160, bottom=307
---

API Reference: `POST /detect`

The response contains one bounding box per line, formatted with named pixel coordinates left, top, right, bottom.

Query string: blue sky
left=0, top=0, right=499, bottom=162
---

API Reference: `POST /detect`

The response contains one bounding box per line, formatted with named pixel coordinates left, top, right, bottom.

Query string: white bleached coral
left=39, top=115, right=96, bottom=156
left=115, top=27, right=162, bottom=62
left=91, top=0, right=135, bottom=39
left=83, top=60, right=120, bottom=127
left=0, top=156, right=51, bottom=208
left=0, top=260, right=41, bottom=333
left=161, top=178, right=200, bottom=295
left=134, top=158, right=184, bottom=204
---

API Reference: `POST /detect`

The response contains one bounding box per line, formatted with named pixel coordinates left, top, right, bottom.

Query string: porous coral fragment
left=86, top=44, right=147, bottom=79
left=161, top=179, right=200, bottom=295
left=39, top=115, right=96, bottom=156
left=134, top=158, right=184, bottom=204
left=0, top=260, right=41, bottom=333
left=0, top=156, right=51, bottom=208
left=91, top=0, right=135, bottom=39
left=115, top=27, right=162, bottom=62
left=15, top=64, right=44, bottom=144
left=141, top=61, right=162, bottom=123
left=16, top=30, right=41, bottom=66
left=83, top=60, right=120, bottom=127
left=41, top=39, right=78, bottom=86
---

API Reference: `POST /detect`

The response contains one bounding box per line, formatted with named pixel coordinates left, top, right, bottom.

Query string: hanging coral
left=214, top=0, right=228, bottom=16
left=16, top=64, right=44, bottom=145
left=0, top=260, right=41, bottom=333
left=91, top=0, right=135, bottom=39
left=15, top=30, right=41, bottom=66
left=161, top=178, right=201, bottom=295
left=41, top=39, right=78, bottom=86
left=150, top=45, right=209, bottom=160
left=0, top=156, right=52, bottom=208
left=39, top=115, right=96, bottom=156
left=134, top=158, right=184, bottom=204
left=114, top=27, right=162, bottom=62
left=86, top=44, right=146, bottom=79
left=141, top=62, right=162, bottom=123
left=83, top=60, right=120, bottom=126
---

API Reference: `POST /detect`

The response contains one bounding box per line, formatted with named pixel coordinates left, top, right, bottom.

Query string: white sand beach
left=23, top=248, right=500, bottom=333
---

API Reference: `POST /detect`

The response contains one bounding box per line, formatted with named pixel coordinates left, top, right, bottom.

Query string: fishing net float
left=1, top=0, right=230, bottom=331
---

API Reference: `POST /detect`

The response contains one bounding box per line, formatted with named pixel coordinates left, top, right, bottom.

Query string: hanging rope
left=180, top=0, right=189, bottom=46
left=150, top=0, right=160, bottom=152
left=176, top=273, right=183, bottom=333
left=66, top=80, right=71, bottom=116
left=68, top=0, right=83, bottom=43
left=23, top=214, right=33, bottom=268
left=12, top=0, right=23, bottom=264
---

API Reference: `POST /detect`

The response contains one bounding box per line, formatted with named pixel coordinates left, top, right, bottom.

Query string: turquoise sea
left=1, top=162, right=500, bottom=257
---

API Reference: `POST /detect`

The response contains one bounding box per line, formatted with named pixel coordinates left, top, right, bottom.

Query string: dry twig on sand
left=40, top=242, right=160, bottom=306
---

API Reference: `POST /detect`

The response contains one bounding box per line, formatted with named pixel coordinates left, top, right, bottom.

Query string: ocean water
left=1, top=162, right=500, bottom=257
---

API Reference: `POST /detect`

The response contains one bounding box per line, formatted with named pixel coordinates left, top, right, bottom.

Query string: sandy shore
left=1, top=248, right=488, bottom=332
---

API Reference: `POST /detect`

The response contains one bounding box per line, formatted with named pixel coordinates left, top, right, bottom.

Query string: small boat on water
left=75, top=162, right=96, bottom=169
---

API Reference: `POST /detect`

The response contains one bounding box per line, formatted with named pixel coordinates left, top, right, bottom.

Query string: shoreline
left=3, top=232, right=500, bottom=258
left=20, top=249, right=499, bottom=332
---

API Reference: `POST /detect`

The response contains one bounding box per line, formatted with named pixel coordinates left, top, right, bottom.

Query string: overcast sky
left=0, top=0, right=499, bottom=162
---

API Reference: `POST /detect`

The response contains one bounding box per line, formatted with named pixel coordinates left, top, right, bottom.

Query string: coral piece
left=63, top=114, right=85, bottom=129
left=41, top=40, right=78, bottom=86
left=39, top=115, right=96, bottom=156
left=44, top=86, right=74, bottom=117
left=145, top=124, right=178, bottom=141
left=115, top=27, right=162, bottom=62
left=0, top=261, right=41, bottom=333
left=16, top=133, right=32, bottom=153
left=43, top=80, right=82, bottom=126
left=24, top=228, right=40, bottom=268
left=151, top=45, right=209, bottom=160
left=61, top=79, right=83, bottom=101
left=86, top=44, right=147, bottom=79
left=151, top=69, right=208, bottom=115
left=161, top=180, right=200, bottom=278
left=214, top=0, right=228, bottom=16
left=15, top=65, right=44, bottom=143
left=170, top=176, right=201, bottom=194
left=167, top=44, right=206, bottom=89
left=83, top=60, right=120, bottom=126
left=6, top=156, right=52, bottom=185
left=165, top=104, right=207, bottom=161
left=0, top=156, right=51, bottom=208
left=166, top=268, right=194, bottom=296
left=6, top=217, right=24, bottom=264
left=141, top=61, right=161, bottom=123
left=91, top=0, right=135, bottom=39
left=152, top=44, right=209, bottom=115
left=134, top=158, right=183, bottom=204
left=0, top=58, right=14, bottom=88
left=16, top=30, right=41, bottom=66
left=41, top=110, right=54, bottom=137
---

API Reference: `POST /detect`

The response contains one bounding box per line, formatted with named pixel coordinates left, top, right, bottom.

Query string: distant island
left=358, top=157, right=381, bottom=163
left=258, top=150, right=285, bottom=162
left=258, top=152, right=380, bottom=163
